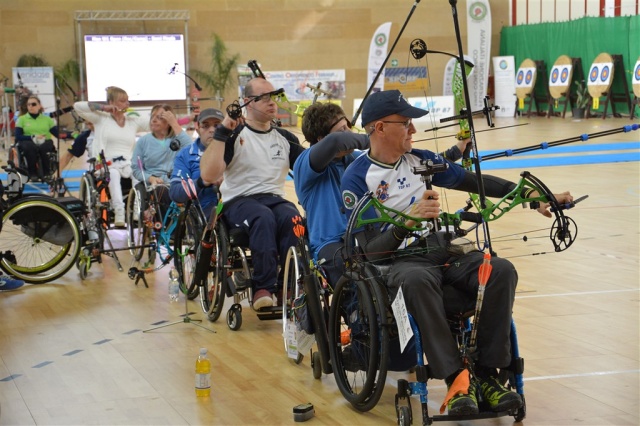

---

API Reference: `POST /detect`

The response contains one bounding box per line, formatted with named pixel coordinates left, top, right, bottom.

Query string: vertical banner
left=492, top=56, right=516, bottom=117
left=367, top=22, right=392, bottom=93
left=12, top=67, right=55, bottom=114
left=443, top=55, right=473, bottom=96
left=466, top=0, right=491, bottom=110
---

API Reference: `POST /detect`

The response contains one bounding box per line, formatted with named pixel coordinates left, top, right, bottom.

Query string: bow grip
left=458, top=211, right=483, bottom=223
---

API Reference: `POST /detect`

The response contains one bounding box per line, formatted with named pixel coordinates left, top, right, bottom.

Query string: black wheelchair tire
left=0, top=196, right=81, bottom=283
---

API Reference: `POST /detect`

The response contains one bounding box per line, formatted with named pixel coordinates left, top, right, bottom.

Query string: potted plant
left=192, top=33, right=240, bottom=109
left=572, top=80, right=590, bottom=118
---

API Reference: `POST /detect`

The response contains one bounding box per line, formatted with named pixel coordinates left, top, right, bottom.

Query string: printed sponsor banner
left=236, top=65, right=253, bottom=99
left=12, top=67, right=55, bottom=114
left=263, top=69, right=346, bottom=102
left=367, top=22, right=392, bottom=93
left=492, top=56, right=516, bottom=117
left=352, top=95, right=454, bottom=127
left=588, top=62, right=614, bottom=86
left=384, top=66, right=428, bottom=91
left=549, top=65, right=573, bottom=86
left=466, top=0, right=491, bottom=110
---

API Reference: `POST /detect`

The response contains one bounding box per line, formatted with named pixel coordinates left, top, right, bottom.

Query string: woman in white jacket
left=74, top=86, right=149, bottom=227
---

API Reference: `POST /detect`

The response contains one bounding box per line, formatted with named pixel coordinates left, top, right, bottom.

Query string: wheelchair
left=76, top=151, right=132, bottom=277
left=326, top=191, right=526, bottom=425
left=0, top=160, right=83, bottom=283
left=192, top=201, right=290, bottom=331
left=8, top=140, right=58, bottom=185
left=280, top=215, right=334, bottom=375
left=125, top=179, right=205, bottom=293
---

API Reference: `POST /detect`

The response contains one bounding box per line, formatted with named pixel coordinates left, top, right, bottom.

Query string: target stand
left=515, top=58, right=550, bottom=118
left=586, top=53, right=632, bottom=119
left=547, top=55, right=584, bottom=119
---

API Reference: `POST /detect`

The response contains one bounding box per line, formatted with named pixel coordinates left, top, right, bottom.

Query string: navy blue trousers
left=224, top=194, right=301, bottom=293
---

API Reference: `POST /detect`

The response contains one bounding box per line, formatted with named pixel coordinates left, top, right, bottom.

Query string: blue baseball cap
left=361, top=90, right=428, bottom=127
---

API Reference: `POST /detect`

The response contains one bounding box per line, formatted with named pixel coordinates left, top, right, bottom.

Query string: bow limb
left=464, top=171, right=581, bottom=252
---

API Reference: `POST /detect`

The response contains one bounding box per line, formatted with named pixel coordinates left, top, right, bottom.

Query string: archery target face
left=516, top=67, right=535, bottom=88
left=550, top=65, right=572, bottom=86
left=588, top=63, right=613, bottom=86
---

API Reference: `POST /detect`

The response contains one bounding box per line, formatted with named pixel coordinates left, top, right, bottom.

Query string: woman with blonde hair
left=131, top=103, right=192, bottom=218
left=74, top=86, right=149, bottom=227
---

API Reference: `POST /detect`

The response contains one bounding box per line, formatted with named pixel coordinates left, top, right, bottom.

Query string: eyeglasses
left=381, top=119, right=413, bottom=129
left=249, top=88, right=285, bottom=103
left=28, top=102, right=39, bottom=107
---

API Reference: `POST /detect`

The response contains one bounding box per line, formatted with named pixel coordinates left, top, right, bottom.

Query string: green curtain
left=500, top=16, right=640, bottom=114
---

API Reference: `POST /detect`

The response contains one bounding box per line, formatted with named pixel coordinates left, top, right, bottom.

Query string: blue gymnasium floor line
left=3, top=141, right=638, bottom=194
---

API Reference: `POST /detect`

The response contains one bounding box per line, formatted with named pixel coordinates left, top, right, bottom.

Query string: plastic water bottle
left=168, top=268, right=180, bottom=302
left=195, top=348, right=211, bottom=397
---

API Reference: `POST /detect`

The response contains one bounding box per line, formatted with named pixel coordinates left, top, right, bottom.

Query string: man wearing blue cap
left=341, top=90, right=573, bottom=416
left=169, top=108, right=224, bottom=219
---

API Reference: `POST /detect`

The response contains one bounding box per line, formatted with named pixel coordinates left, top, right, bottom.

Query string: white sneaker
left=114, top=209, right=126, bottom=228
left=253, top=289, right=275, bottom=310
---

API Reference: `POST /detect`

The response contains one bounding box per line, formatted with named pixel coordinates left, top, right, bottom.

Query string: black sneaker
left=447, top=383, right=479, bottom=416
left=440, top=369, right=479, bottom=416
left=478, top=376, right=522, bottom=412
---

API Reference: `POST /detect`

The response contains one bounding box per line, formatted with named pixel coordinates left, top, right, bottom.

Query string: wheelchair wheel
left=126, top=188, right=150, bottom=262
left=0, top=196, right=81, bottom=283
left=174, top=205, right=204, bottom=300
left=282, top=245, right=302, bottom=352
left=200, top=220, right=228, bottom=322
left=79, top=174, right=104, bottom=251
left=328, top=276, right=383, bottom=408
left=76, top=257, right=89, bottom=280
left=227, top=304, right=242, bottom=331
left=312, top=351, right=322, bottom=380
left=397, top=406, right=412, bottom=426
left=8, top=145, right=27, bottom=176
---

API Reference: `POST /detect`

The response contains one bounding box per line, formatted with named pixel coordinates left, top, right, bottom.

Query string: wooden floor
left=1, top=115, right=638, bottom=425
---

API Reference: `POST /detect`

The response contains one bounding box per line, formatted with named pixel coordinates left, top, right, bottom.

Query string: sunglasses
left=250, top=88, right=285, bottom=103
left=28, top=102, right=39, bottom=107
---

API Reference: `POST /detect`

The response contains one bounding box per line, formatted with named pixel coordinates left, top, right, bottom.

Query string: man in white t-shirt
left=200, top=78, right=304, bottom=310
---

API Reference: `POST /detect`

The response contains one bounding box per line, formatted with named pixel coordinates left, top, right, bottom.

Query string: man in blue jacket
left=169, top=108, right=224, bottom=219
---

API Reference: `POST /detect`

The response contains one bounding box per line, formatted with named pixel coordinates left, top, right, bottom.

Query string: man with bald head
left=200, top=78, right=304, bottom=310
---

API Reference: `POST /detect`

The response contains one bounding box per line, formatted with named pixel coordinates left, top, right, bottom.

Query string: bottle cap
left=200, top=348, right=207, bottom=355
left=169, top=267, right=179, bottom=280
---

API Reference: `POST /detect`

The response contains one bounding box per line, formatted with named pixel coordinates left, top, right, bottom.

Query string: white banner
left=466, top=0, right=491, bottom=110
left=12, top=67, right=55, bottom=114
left=367, top=22, right=392, bottom=93
left=264, top=69, right=346, bottom=102
left=492, top=56, right=516, bottom=117
left=352, top=95, right=454, bottom=128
